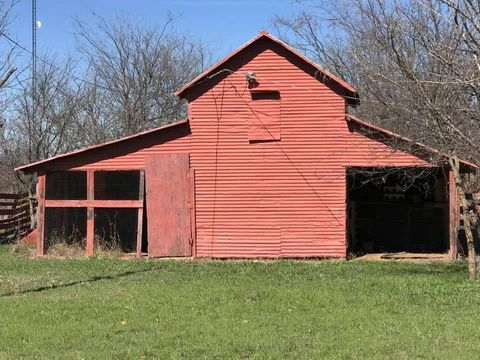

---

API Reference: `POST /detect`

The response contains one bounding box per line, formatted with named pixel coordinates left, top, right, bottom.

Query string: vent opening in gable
left=248, top=90, right=281, bottom=142
left=251, top=91, right=280, bottom=101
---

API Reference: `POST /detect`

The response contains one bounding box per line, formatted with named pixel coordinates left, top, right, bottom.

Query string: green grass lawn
left=1, top=245, right=480, bottom=359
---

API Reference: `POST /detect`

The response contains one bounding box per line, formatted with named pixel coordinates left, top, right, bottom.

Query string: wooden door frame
left=188, top=168, right=197, bottom=257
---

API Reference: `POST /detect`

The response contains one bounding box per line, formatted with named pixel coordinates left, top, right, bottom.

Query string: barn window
left=46, top=171, right=87, bottom=200
left=248, top=90, right=281, bottom=142
left=93, top=171, right=143, bottom=253
left=95, top=208, right=138, bottom=253
left=45, top=207, right=87, bottom=252
left=94, top=171, right=140, bottom=200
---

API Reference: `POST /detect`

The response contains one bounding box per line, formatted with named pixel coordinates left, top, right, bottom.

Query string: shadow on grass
left=0, top=266, right=162, bottom=298
left=1, top=259, right=469, bottom=298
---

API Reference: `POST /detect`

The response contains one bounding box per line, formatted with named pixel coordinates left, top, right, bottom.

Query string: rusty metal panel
left=146, top=153, right=191, bottom=257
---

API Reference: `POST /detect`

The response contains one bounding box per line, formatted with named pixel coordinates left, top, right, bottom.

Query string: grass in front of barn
left=1, top=244, right=480, bottom=359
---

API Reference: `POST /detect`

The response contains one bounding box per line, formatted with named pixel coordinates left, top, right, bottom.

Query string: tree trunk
left=450, top=156, right=477, bottom=280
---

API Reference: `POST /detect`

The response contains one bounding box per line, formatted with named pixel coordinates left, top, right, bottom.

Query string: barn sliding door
left=146, top=153, right=192, bottom=257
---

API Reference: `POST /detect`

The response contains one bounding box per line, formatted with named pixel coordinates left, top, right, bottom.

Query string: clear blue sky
left=7, top=0, right=304, bottom=65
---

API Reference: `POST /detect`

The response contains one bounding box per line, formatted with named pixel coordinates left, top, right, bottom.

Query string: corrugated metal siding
left=189, top=41, right=428, bottom=258
left=36, top=38, right=430, bottom=259
left=42, top=124, right=192, bottom=171
left=248, top=95, right=281, bottom=141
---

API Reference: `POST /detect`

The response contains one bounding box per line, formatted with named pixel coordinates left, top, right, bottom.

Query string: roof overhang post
left=86, top=170, right=95, bottom=257
left=136, top=170, right=145, bottom=258
left=36, top=173, right=46, bottom=256
left=189, top=168, right=196, bottom=257
left=449, top=170, right=459, bottom=260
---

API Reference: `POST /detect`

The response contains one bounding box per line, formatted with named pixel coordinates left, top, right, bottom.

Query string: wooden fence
left=0, top=193, right=36, bottom=242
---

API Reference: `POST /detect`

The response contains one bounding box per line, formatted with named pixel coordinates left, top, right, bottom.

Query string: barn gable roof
left=16, top=114, right=476, bottom=174
left=15, top=119, right=189, bottom=173
left=346, top=114, right=478, bottom=168
left=175, top=31, right=359, bottom=103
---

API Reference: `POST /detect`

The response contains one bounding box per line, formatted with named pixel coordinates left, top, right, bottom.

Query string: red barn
left=17, top=32, right=469, bottom=259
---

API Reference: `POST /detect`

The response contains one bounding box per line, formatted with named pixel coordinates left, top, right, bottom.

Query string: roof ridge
left=175, top=31, right=357, bottom=99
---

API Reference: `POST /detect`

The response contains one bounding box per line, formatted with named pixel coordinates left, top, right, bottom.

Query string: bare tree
left=0, top=0, right=21, bottom=121
left=0, top=0, right=19, bottom=86
left=276, top=0, right=480, bottom=278
left=0, top=12, right=210, bottom=233
left=0, top=57, right=83, bottom=194
left=74, top=15, right=210, bottom=141
left=441, top=0, right=480, bottom=98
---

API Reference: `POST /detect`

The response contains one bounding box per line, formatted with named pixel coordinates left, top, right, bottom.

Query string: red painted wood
left=146, top=153, right=191, bottom=257
left=36, top=175, right=46, bottom=256
left=86, top=171, right=94, bottom=256
left=189, top=169, right=197, bottom=257
left=22, top=228, right=38, bottom=245
left=44, top=200, right=142, bottom=208
left=136, top=171, right=145, bottom=257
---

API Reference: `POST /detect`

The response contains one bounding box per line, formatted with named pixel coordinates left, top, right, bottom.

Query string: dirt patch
left=356, top=252, right=452, bottom=262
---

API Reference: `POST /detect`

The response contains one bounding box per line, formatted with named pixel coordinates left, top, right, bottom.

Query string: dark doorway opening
left=93, top=171, right=144, bottom=254
left=346, top=167, right=449, bottom=256
left=94, top=208, right=138, bottom=253
left=45, top=207, right=87, bottom=252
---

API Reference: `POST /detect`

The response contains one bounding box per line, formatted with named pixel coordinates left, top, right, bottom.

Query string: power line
left=0, top=32, right=242, bottom=102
